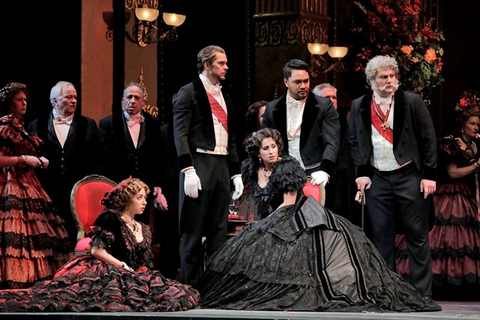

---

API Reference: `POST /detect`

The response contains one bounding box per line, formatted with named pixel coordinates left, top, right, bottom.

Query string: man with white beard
left=348, top=55, right=437, bottom=303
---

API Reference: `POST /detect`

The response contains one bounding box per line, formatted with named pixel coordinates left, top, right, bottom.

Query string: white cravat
left=286, top=94, right=305, bottom=168
left=373, top=92, right=393, bottom=114
left=52, top=110, right=72, bottom=148
left=198, top=73, right=228, bottom=155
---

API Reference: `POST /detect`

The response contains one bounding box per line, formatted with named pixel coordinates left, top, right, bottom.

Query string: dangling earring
left=258, top=155, right=262, bottom=164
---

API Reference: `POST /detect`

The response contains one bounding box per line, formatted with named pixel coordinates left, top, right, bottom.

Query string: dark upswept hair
left=244, top=128, right=284, bottom=160
left=101, top=177, right=150, bottom=212
left=455, top=108, right=480, bottom=135
left=0, top=82, right=28, bottom=115
left=245, top=100, right=267, bottom=133
left=196, top=45, right=225, bottom=73
left=282, top=59, right=309, bottom=79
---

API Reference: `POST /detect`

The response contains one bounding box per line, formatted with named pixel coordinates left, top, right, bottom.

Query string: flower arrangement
left=352, top=0, right=445, bottom=106
left=454, top=90, right=480, bottom=112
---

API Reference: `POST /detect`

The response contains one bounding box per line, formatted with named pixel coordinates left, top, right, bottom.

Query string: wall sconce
left=307, top=43, right=348, bottom=77
left=125, top=0, right=186, bottom=47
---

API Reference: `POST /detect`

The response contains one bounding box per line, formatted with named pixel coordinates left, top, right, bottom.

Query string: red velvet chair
left=70, top=174, right=116, bottom=255
left=303, top=180, right=326, bottom=206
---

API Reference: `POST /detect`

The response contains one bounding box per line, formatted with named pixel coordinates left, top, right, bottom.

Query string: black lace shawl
left=89, top=210, right=154, bottom=270
left=240, top=156, right=306, bottom=219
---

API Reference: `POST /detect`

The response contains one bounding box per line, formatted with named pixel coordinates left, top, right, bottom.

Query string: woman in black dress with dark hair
left=198, top=147, right=442, bottom=312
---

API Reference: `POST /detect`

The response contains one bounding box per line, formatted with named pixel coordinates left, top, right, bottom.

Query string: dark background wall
left=1, top=1, right=81, bottom=123
left=1, top=0, right=479, bottom=137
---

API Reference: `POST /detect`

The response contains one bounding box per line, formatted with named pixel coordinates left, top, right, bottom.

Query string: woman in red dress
left=0, top=82, right=73, bottom=289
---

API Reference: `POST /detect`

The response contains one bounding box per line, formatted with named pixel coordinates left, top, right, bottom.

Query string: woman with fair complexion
left=91, top=184, right=148, bottom=271
left=0, top=177, right=200, bottom=312
left=0, top=82, right=72, bottom=289
left=198, top=149, right=441, bottom=312
left=404, top=108, right=480, bottom=293
left=257, top=135, right=280, bottom=188
left=237, top=128, right=286, bottom=221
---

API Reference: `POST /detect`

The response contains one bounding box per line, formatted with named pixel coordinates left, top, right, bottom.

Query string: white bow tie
left=55, top=115, right=73, bottom=125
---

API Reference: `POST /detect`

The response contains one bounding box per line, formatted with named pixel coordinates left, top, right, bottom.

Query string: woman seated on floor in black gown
left=236, top=128, right=284, bottom=221
left=197, top=129, right=441, bottom=313
left=0, top=177, right=200, bottom=312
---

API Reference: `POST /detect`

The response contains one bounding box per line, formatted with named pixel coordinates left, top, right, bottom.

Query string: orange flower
left=400, top=45, right=413, bottom=55
left=353, top=0, right=444, bottom=106
left=424, top=48, right=436, bottom=63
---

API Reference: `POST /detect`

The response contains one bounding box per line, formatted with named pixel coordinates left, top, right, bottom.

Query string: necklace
left=263, top=167, right=271, bottom=181
left=372, top=98, right=392, bottom=131
left=459, top=135, right=474, bottom=155
left=122, top=216, right=138, bottom=232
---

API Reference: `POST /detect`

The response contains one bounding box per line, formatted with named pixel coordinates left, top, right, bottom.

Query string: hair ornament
left=100, top=176, right=134, bottom=206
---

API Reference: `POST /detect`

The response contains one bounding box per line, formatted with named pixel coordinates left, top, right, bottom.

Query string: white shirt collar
left=286, top=93, right=305, bottom=108
left=373, top=92, right=394, bottom=106
left=199, top=73, right=222, bottom=95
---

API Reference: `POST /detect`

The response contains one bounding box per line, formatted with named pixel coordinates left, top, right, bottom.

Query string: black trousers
left=366, top=163, right=432, bottom=297
left=178, top=153, right=230, bottom=287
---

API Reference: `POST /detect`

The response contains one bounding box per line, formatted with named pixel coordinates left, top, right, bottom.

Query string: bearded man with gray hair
left=348, top=55, right=437, bottom=303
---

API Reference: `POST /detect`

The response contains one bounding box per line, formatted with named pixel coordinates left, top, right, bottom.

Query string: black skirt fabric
left=198, top=196, right=441, bottom=312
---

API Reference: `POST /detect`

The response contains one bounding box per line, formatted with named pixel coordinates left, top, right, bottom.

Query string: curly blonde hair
left=101, top=177, right=150, bottom=211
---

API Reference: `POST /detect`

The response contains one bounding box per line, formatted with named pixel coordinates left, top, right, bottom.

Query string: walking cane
left=361, top=195, right=365, bottom=230
left=355, top=191, right=365, bottom=230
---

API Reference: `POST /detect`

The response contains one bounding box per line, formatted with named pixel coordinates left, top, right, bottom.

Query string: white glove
left=121, top=262, right=134, bottom=272
left=184, top=169, right=202, bottom=198
left=310, top=170, right=330, bottom=186
left=231, top=175, right=244, bottom=200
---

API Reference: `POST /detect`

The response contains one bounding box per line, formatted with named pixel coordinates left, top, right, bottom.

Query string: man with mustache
left=262, top=59, right=340, bottom=196
left=348, top=55, right=437, bottom=303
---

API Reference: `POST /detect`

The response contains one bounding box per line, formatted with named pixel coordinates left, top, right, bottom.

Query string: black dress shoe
left=422, top=296, right=442, bottom=311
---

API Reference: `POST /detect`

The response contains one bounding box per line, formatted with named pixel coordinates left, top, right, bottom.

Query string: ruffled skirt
left=0, top=255, right=200, bottom=312
left=395, top=181, right=480, bottom=287
left=198, top=197, right=440, bottom=312
left=0, top=169, right=73, bottom=289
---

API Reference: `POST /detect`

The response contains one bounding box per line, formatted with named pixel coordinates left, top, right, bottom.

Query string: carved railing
left=253, top=0, right=331, bottom=46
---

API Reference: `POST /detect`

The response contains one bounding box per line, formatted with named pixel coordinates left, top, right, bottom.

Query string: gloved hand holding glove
left=231, top=175, right=244, bottom=200
left=310, top=170, right=330, bottom=186
left=184, top=168, right=202, bottom=198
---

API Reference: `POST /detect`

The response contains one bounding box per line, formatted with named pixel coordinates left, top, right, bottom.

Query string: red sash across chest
left=207, top=92, right=228, bottom=133
left=370, top=100, right=393, bottom=144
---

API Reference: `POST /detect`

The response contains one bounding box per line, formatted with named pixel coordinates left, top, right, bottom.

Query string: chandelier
left=307, top=43, right=348, bottom=77
left=125, top=0, right=186, bottom=47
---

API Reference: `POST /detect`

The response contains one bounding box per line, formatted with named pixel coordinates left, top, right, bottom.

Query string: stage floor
left=1, top=301, right=479, bottom=320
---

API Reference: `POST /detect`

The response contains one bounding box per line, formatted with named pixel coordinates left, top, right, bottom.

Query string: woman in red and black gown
left=430, top=108, right=480, bottom=290
left=0, top=177, right=200, bottom=312
left=0, top=82, right=73, bottom=289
